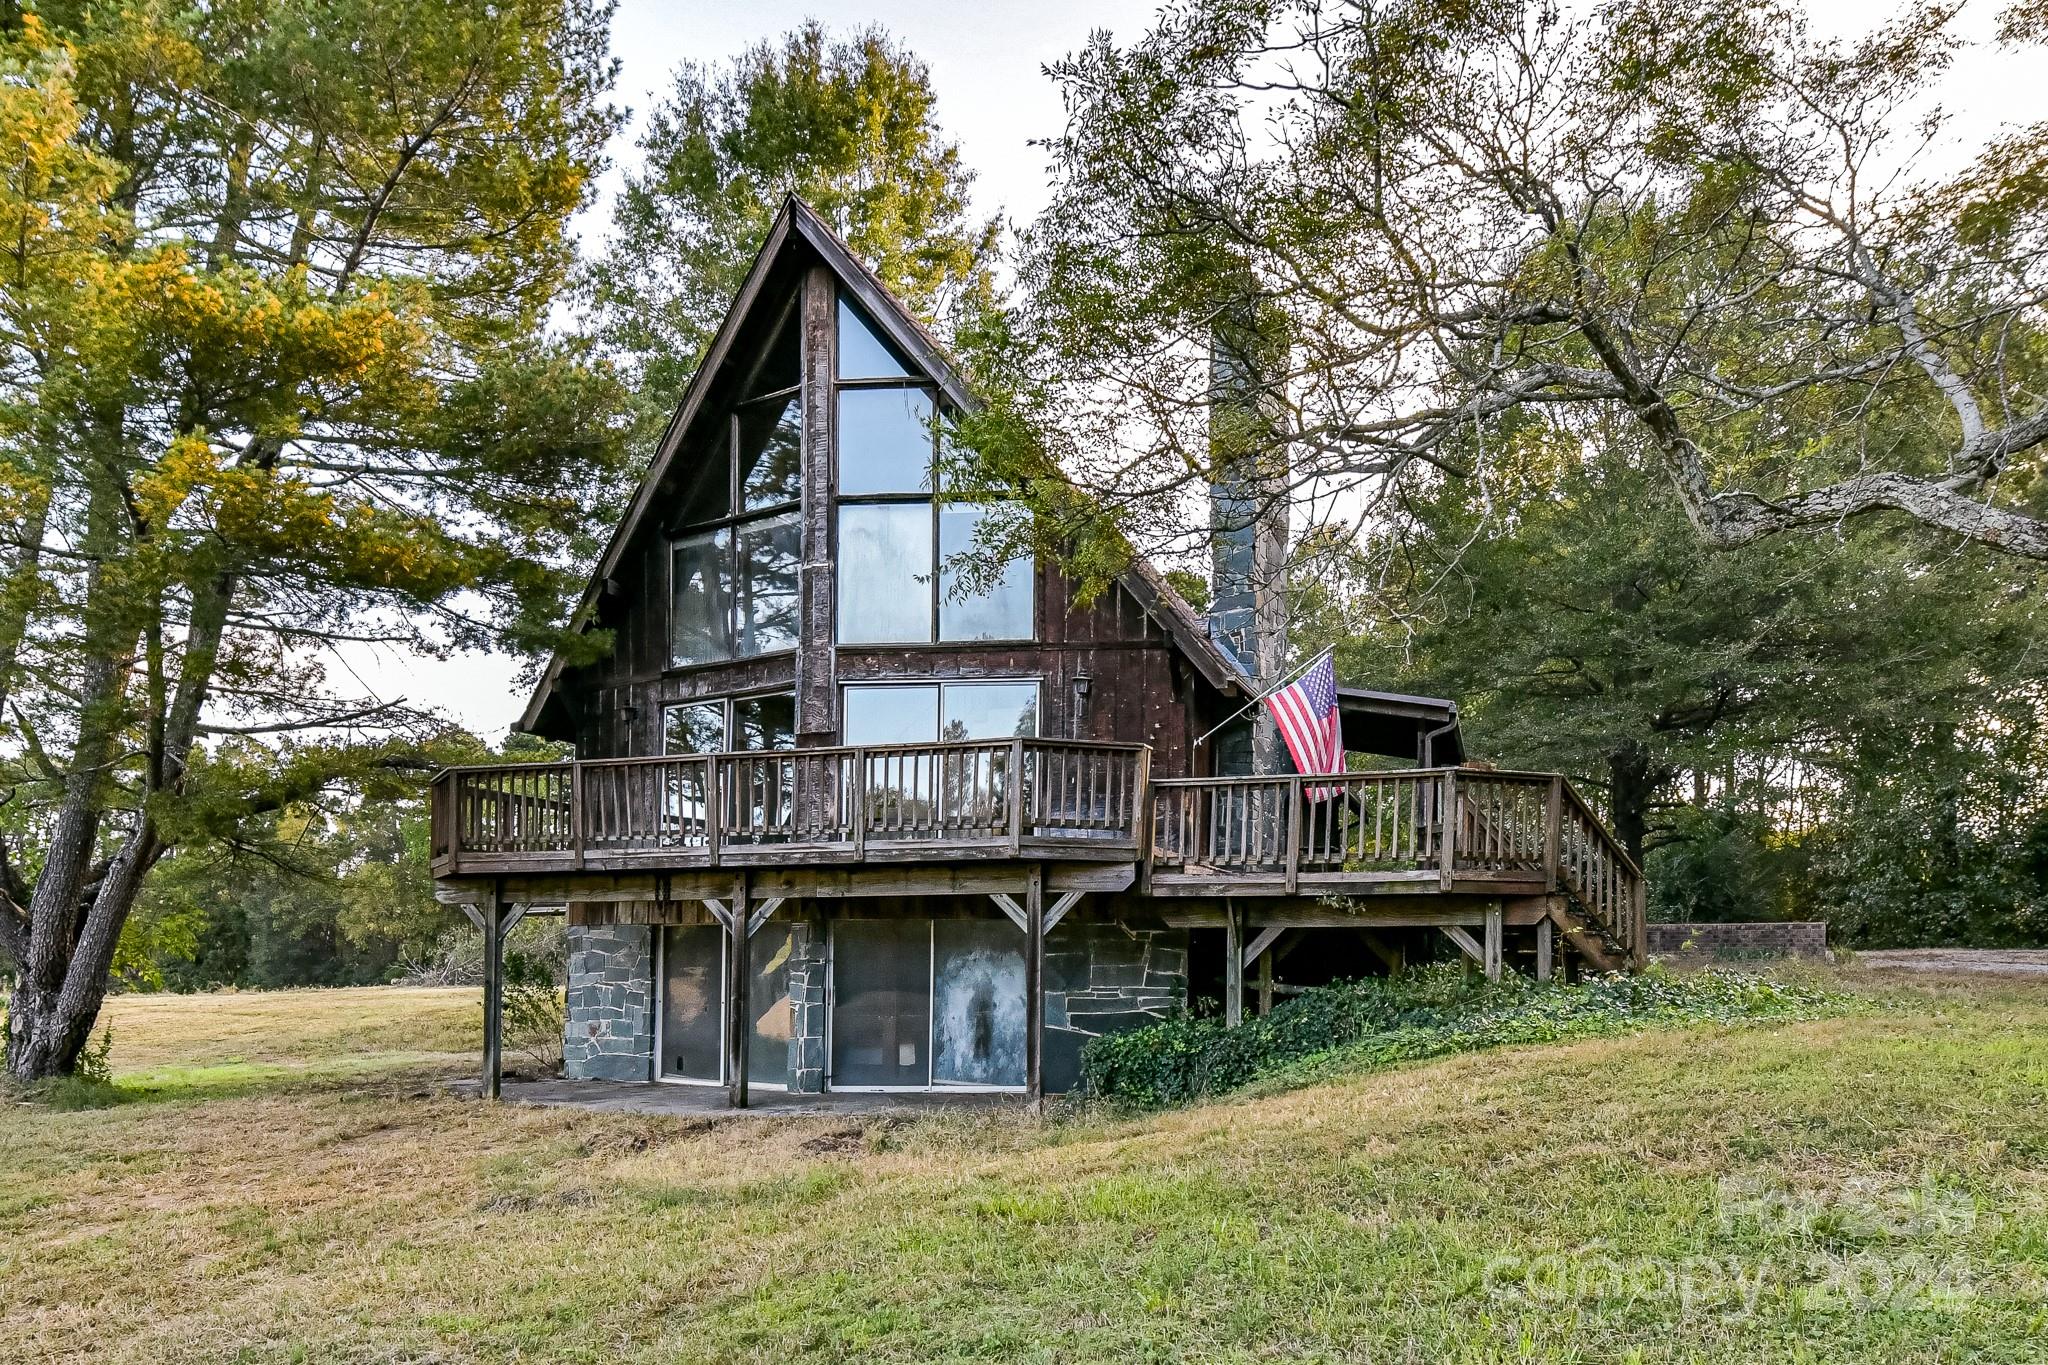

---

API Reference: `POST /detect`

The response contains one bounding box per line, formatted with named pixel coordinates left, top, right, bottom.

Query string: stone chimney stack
left=1207, top=301, right=1290, bottom=773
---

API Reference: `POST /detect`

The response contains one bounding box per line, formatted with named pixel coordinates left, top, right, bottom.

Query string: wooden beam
left=727, top=875, right=750, bottom=1110
left=1024, top=865, right=1044, bottom=1107
left=1536, top=917, right=1553, bottom=982
left=457, top=903, right=485, bottom=933
left=1440, top=924, right=1485, bottom=966
left=1257, top=946, right=1274, bottom=1016
left=745, top=896, right=787, bottom=938
left=1044, top=890, right=1084, bottom=935
left=502, top=903, right=531, bottom=938
left=701, top=897, right=734, bottom=932
left=481, top=891, right=504, bottom=1100
left=1484, top=904, right=1503, bottom=982
left=1240, top=924, right=1286, bottom=970
left=989, top=893, right=1028, bottom=932
left=1359, top=931, right=1404, bottom=976
left=1224, top=905, right=1244, bottom=1029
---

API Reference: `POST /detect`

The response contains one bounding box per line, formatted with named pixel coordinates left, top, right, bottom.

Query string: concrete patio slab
left=449, top=1076, right=1029, bottom=1117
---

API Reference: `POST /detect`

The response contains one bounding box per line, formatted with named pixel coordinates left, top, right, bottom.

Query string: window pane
left=837, top=296, right=912, bottom=380
left=747, top=924, right=795, bottom=1088
left=838, top=387, right=934, bottom=495
left=735, top=512, right=799, bottom=656
left=731, top=692, right=795, bottom=750
left=738, top=393, right=801, bottom=511
left=660, top=925, right=723, bottom=1082
left=932, top=920, right=1026, bottom=1088
left=837, top=503, right=933, bottom=642
left=663, top=701, right=724, bottom=756
left=830, top=920, right=930, bottom=1088
left=842, top=685, right=939, bottom=745
left=750, top=312, right=800, bottom=397
left=671, top=528, right=733, bottom=666
left=940, top=504, right=1033, bottom=641
left=942, top=682, right=1039, bottom=741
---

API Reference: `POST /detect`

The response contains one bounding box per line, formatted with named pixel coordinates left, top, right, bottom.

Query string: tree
left=980, top=0, right=2048, bottom=574
left=0, top=2, right=629, bottom=1079
left=592, top=21, right=998, bottom=420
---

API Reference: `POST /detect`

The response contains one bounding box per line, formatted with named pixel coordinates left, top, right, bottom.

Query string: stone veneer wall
left=1647, top=920, right=1830, bottom=959
left=1042, top=921, right=1188, bottom=1093
left=563, top=923, right=654, bottom=1081
left=783, top=922, right=828, bottom=1093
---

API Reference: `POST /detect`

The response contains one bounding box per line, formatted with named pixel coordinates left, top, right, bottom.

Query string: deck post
left=1224, top=903, right=1244, bottom=1028
left=1284, top=776, right=1301, bottom=895
left=569, top=759, right=585, bottom=869
left=1257, top=947, right=1274, bottom=1016
left=1008, top=738, right=1026, bottom=856
left=1025, top=864, right=1045, bottom=1107
left=1484, top=903, right=1503, bottom=982
left=1536, top=916, right=1553, bottom=982
left=481, top=884, right=504, bottom=1100
left=1438, top=768, right=1458, bottom=892
left=1543, top=775, right=1562, bottom=892
left=727, top=873, right=750, bottom=1109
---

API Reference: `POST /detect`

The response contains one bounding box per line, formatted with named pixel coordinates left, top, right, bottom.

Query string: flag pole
left=1191, top=645, right=1335, bottom=749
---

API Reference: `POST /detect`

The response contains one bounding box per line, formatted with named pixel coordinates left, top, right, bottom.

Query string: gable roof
left=519, top=196, right=1246, bottom=734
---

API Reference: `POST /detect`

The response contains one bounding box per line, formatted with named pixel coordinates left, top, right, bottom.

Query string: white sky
left=364, top=0, right=2042, bottom=742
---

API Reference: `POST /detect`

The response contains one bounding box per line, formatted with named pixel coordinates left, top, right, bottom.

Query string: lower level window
left=830, top=918, right=1025, bottom=1089
left=658, top=923, right=795, bottom=1087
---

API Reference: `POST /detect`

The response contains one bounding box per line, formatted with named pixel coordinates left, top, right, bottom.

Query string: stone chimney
left=1207, top=302, right=1290, bottom=774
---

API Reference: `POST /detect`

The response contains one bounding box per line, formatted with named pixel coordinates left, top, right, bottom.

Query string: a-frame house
left=431, top=198, right=1645, bottom=1105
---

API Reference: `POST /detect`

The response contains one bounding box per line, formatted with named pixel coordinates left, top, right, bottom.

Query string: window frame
left=838, top=678, right=1043, bottom=746
left=661, top=687, right=798, bottom=755
left=666, top=301, right=804, bottom=672
left=833, top=296, right=1035, bottom=646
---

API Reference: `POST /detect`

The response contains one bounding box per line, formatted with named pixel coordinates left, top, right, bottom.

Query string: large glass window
left=940, top=504, right=1034, bottom=642
left=659, top=925, right=724, bottom=1083
left=838, top=504, right=934, bottom=644
left=834, top=294, right=1032, bottom=644
left=829, top=918, right=1027, bottom=1091
left=669, top=314, right=802, bottom=669
left=664, top=692, right=796, bottom=754
left=841, top=682, right=1038, bottom=745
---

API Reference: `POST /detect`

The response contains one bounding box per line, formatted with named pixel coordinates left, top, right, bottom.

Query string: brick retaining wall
left=1647, top=920, right=1830, bottom=959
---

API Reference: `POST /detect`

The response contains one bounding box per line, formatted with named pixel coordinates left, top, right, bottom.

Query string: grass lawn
left=2, top=971, right=2044, bottom=1363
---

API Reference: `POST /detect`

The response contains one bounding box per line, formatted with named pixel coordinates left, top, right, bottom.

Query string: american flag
left=1263, top=650, right=1345, bottom=799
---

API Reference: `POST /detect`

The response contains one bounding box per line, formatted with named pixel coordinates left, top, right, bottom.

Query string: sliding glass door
left=659, top=923, right=796, bottom=1088
left=829, top=918, right=1025, bottom=1091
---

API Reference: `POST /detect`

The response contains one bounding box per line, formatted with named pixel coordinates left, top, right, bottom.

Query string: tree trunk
left=1608, top=741, right=1654, bottom=869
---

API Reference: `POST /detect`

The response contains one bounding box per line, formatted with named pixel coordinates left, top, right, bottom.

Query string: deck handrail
left=431, top=737, right=1151, bottom=868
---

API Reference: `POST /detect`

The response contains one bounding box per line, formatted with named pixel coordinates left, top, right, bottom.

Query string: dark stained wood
left=1024, top=863, right=1044, bottom=1106
left=797, top=262, right=837, bottom=745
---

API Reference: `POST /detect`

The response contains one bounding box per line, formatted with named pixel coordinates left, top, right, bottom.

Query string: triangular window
left=837, top=296, right=914, bottom=379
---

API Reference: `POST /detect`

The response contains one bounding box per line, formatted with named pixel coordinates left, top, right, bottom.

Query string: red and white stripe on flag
left=1262, top=651, right=1345, bottom=800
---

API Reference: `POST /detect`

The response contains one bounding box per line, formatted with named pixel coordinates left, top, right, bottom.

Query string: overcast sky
left=365, top=1, right=2042, bottom=742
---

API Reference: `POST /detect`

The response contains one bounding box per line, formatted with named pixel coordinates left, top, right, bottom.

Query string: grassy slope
left=0, top=976, right=2042, bottom=1363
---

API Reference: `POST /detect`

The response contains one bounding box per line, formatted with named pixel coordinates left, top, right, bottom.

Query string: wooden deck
left=430, top=742, right=1645, bottom=966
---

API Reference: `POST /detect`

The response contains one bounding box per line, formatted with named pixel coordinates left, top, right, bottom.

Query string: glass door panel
left=830, top=920, right=931, bottom=1088
left=660, top=925, right=724, bottom=1083
left=932, top=920, right=1026, bottom=1088
left=747, top=924, right=796, bottom=1089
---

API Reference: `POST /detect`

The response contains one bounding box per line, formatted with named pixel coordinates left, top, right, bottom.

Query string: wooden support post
left=481, top=888, right=504, bottom=1100
left=1543, top=775, right=1563, bottom=893
left=1258, top=948, right=1274, bottom=1016
left=1536, top=917, right=1554, bottom=982
left=1025, top=864, right=1045, bottom=1107
left=1360, top=931, right=1405, bottom=977
left=727, top=874, right=750, bottom=1109
left=1484, top=903, right=1503, bottom=982
left=1440, top=924, right=1485, bottom=970
left=1224, top=904, right=1244, bottom=1029
left=1439, top=768, right=1458, bottom=892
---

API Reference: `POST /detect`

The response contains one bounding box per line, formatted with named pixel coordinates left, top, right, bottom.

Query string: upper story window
left=842, top=681, right=1039, bottom=745
left=671, top=313, right=802, bottom=669
left=834, top=295, right=1032, bottom=645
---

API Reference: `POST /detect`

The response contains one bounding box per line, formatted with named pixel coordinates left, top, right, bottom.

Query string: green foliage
left=593, top=20, right=997, bottom=420
left=502, top=925, right=567, bottom=1075
left=73, top=1024, right=113, bottom=1085
left=1081, top=965, right=1852, bottom=1107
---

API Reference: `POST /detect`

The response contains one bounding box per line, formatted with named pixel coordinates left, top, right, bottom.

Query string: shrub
left=1080, top=965, right=1851, bottom=1107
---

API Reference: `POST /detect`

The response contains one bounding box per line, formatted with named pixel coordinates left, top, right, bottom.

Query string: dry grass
left=2, top=971, right=2044, bottom=1362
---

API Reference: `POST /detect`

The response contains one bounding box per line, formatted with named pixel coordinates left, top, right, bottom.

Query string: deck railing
left=431, top=738, right=1150, bottom=870
left=430, top=747, right=1641, bottom=963
left=1150, top=767, right=1645, bottom=963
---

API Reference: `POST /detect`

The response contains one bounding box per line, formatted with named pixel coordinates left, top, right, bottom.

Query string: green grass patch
left=1082, top=965, right=1856, bottom=1106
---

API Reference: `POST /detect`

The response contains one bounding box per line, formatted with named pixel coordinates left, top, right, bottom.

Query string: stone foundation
left=1043, top=922, right=1188, bottom=1093
left=563, top=924, right=654, bottom=1081
left=784, top=921, right=828, bottom=1093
